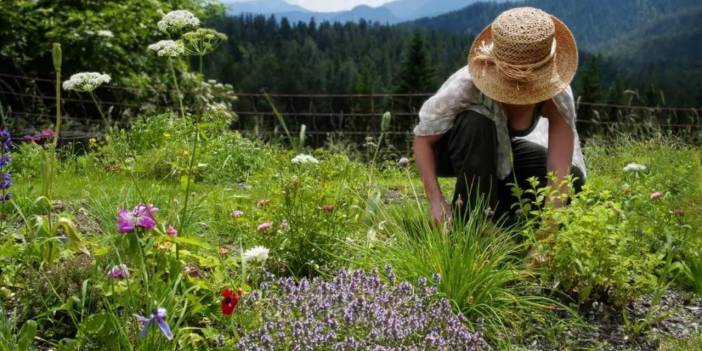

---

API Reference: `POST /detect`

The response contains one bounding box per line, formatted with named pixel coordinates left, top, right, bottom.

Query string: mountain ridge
left=224, top=0, right=509, bottom=23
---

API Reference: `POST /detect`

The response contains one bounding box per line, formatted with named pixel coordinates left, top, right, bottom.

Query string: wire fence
left=2, top=72, right=701, bottom=148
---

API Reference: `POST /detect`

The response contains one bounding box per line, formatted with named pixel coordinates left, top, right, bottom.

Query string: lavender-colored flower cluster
left=0, top=129, right=12, bottom=203
left=238, top=267, right=485, bottom=350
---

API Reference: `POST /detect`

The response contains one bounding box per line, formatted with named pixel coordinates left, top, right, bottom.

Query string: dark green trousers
left=433, top=110, right=585, bottom=219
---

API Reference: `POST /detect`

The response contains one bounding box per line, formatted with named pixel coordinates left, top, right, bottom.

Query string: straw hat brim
left=468, top=15, right=578, bottom=105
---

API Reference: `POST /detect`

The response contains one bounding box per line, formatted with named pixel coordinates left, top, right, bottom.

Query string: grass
left=3, top=130, right=702, bottom=349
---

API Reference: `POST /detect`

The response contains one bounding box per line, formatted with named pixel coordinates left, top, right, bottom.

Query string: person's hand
left=430, top=198, right=452, bottom=225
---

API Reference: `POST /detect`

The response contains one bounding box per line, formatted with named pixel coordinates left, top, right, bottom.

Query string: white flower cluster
left=291, top=154, right=319, bottom=164
left=243, top=246, right=269, bottom=263
left=157, top=10, right=200, bottom=33
left=147, top=40, right=185, bottom=57
left=623, top=163, right=647, bottom=173
left=62, top=72, right=111, bottom=92
left=97, top=30, right=114, bottom=38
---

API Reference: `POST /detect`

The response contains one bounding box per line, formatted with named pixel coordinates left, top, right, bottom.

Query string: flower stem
left=168, top=58, right=185, bottom=120
left=179, top=114, right=202, bottom=235
left=89, top=91, right=109, bottom=130
left=53, top=65, right=61, bottom=148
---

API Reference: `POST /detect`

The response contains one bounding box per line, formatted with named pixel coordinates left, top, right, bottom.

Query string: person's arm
left=544, top=99, right=574, bottom=207
left=414, top=135, right=451, bottom=223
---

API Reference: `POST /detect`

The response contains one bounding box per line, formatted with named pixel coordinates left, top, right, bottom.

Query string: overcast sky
left=230, top=0, right=395, bottom=12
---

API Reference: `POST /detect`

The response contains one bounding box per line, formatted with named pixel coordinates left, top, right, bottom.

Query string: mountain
left=409, top=0, right=701, bottom=49
left=408, top=0, right=702, bottom=105
left=226, top=1, right=400, bottom=23
left=225, top=0, right=308, bottom=14
left=225, top=0, right=511, bottom=24
left=384, top=0, right=510, bottom=21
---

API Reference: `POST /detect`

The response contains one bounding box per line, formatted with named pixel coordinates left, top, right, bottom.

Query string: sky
left=230, top=0, right=395, bottom=12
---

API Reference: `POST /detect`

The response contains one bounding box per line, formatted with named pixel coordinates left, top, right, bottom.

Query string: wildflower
left=397, top=157, right=410, bottom=169
left=231, top=209, right=244, bottom=218
left=650, top=191, right=663, bottom=201
left=96, top=30, right=114, bottom=38
left=291, top=154, right=319, bottom=164
left=221, top=288, right=242, bottom=316
left=455, top=194, right=464, bottom=208
left=320, top=204, right=336, bottom=213
left=243, top=246, right=269, bottom=264
left=279, top=220, right=289, bottom=230
left=181, top=28, right=228, bottom=56
left=62, top=72, right=111, bottom=92
left=107, top=264, right=130, bottom=280
left=0, top=129, right=11, bottom=203
left=163, top=132, right=172, bottom=140
left=623, top=163, right=647, bottom=173
left=40, top=129, right=55, bottom=139
left=89, top=138, right=97, bottom=146
left=0, top=173, right=10, bottom=190
left=158, top=10, right=200, bottom=34
left=218, top=245, right=231, bottom=256
left=183, top=264, right=201, bottom=278
left=256, top=199, right=271, bottom=208
left=257, top=222, right=273, bottom=232
left=484, top=206, right=495, bottom=217
left=134, top=308, right=173, bottom=340
left=148, top=40, right=185, bottom=57
left=116, top=204, right=158, bottom=233
left=166, top=225, right=178, bottom=237
left=236, top=269, right=483, bottom=349
left=673, top=208, right=685, bottom=217
left=22, top=135, right=39, bottom=143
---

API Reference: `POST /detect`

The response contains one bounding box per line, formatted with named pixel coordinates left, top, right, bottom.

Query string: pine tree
left=395, top=31, right=435, bottom=94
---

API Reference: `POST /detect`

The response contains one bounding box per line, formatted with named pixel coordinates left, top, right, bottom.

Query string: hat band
left=473, top=39, right=557, bottom=82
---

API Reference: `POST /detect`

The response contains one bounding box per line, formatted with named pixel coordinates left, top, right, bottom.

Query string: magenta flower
left=650, top=191, right=663, bottom=201
left=166, top=225, right=178, bottom=237
left=107, top=264, right=130, bottom=280
left=257, top=222, right=273, bottom=232
left=40, top=129, right=56, bottom=139
left=117, top=204, right=158, bottom=233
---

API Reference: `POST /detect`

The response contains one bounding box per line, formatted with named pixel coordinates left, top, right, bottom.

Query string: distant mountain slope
left=225, top=0, right=309, bottom=14
left=227, top=1, right=400, bottom=23
left=225, top=0, right=511, bottom=24
left=409, top=0, right=701, bottom=49
left=384, top=0, right=511, bottom=21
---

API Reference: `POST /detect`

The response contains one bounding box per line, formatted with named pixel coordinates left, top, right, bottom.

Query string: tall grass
left=358, top=195, right=562, bottom=344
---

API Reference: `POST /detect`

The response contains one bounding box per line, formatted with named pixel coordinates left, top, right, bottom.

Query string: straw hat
left=468, top=7, right=578, bottom=105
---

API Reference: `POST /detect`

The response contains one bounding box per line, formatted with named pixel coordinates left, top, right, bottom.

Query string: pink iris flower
left=117, top=204, right=158, bottom=233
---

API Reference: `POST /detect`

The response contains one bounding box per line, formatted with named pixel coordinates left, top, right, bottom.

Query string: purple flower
left=0, top=155, right=11, bottom=168
left=0, top=129, right=11, bottom=152
left=237, top=268, right=483, bottom=349
left=0, top=129, right=11, bottom=203
left=116, top=204, right=158, bottom=233
left=0, top=173, right=10, bottom=190
left=107, top=264, right=130, bottom=279
left=166, top=225, right=178, bottom=237
left=134, top=308, right=173, bottom=340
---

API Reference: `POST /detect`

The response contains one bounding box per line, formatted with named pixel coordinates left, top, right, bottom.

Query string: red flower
left=221, top=288, right=242, bottom=316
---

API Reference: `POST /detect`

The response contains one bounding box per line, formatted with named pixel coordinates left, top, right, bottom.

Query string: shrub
left=525, top=139, right=701, bottom=305
left=237, top=268, right=485, bottom=350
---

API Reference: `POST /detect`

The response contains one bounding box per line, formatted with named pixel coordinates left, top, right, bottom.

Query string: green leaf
left=17, top=320, right=37, bottom=351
